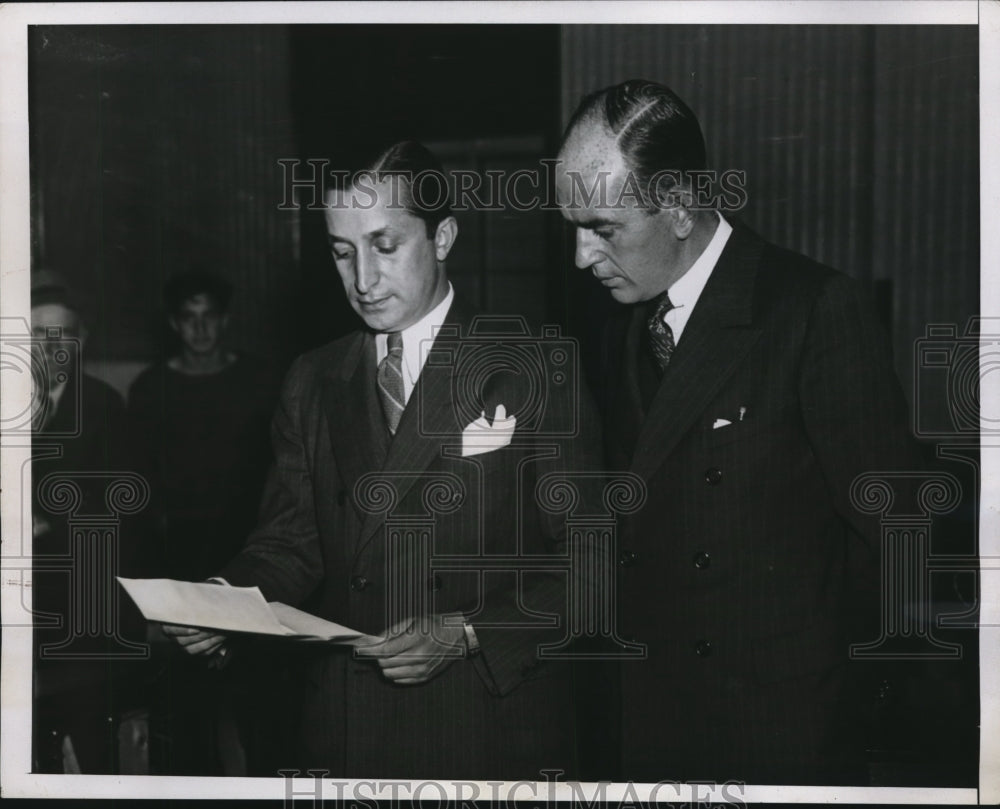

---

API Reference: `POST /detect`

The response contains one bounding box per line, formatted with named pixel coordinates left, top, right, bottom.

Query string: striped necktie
left=377, top=332, right=405, bottom=434
left=646, top=291, right=676, bottom=371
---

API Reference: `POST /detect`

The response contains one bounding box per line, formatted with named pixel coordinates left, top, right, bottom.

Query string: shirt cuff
left=463, top=620, right=480, bottom=657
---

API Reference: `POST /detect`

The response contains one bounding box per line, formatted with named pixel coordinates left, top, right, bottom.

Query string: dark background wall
left=29, top=26, right=300, bottom=369
left=30, top=24, right=978, bottom=418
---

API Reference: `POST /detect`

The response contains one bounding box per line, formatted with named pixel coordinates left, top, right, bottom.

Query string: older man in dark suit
left=30, top=271, right=147, bottom=773
left=166, top=141, right=603, bottom=779
left=556, top=80, right=924, bottom=784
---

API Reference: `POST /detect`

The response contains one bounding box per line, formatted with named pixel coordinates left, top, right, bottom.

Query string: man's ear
left=434, top=216, right=458, bottom=262
left=669, top=205, right=696, bottom=240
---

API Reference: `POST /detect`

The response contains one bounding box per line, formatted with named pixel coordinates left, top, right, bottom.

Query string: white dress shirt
left=660, top=215, right=733, bottom=344
left=375, top=283, right=455, bottom=405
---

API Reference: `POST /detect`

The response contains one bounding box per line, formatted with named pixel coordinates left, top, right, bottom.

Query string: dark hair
left=164, top=270, right=233, bottom=316
left=31, top=269, right=83, bottom=315
left=564, top=79, right=708, bottom=209
left=330, top=140, right=453, bottom=237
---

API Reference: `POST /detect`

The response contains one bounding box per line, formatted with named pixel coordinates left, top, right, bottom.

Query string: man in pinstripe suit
left=556, top=80, right=923, bottom=784
left=166, top=141, right=603, bottom=778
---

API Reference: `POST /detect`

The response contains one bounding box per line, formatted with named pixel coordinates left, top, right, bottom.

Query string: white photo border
left=1, top=1, right=993, bottom=803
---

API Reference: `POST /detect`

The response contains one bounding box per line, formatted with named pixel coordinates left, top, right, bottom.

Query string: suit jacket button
left=694, top=639, right=713, bottom=657
left=350, top=575, right=369, bottom=591
left=704, top=468, right=723, bottom=485
left=693, top=551, right=711, bottom=569
left=427, top=574, right=443, bottom=591
left=618, top=550, right=638, bottom=567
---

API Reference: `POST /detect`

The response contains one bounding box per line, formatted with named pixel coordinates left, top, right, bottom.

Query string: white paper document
left=117, top=577, right=364, bottom=643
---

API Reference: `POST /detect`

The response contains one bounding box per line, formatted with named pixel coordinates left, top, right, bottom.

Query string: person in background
left=31, top=270, right=145, bottom=773
left=127, top=269, right=281, bottom=775
left=128, top=270, right=277, bottom=582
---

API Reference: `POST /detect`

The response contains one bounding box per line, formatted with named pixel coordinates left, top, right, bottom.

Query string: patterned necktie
left=377, top=332, right=405, bottom=435
left=646, top=292, right=676, bottom=371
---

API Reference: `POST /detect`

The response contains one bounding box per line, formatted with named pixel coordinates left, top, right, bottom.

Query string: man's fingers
left=187, top=636, right=225, bottom=655
left=377, top=652, right=435, bottom=670
left=161, top=623, right=202, bottom=637
left=351, top=633, right=385, bottom=649
left=175, top=630, right=217, bottom=646
left=355, top=627, right=418, bottom=658
left=382, top=618, right=413, bottom=637
left=177, top=633, right=226, bottom=655
left=381, top=665, right=429, bottom=681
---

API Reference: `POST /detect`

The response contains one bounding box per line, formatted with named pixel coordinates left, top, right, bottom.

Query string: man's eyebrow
left=328, top=226, right=402, bottom=246
left=364, top=226, right=401, bottom=240
left=576, top=218, right=619, bottom=230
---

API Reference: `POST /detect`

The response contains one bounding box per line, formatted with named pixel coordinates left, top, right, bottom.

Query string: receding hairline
left=558, top=114, right=628, bottom=175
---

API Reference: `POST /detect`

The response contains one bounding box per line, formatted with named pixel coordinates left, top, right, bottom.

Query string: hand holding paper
left=118, top=577, right=364, bottom=644
left=162, top=623, right=227, bottom=655
left=354, top=615, right=466, bottom=685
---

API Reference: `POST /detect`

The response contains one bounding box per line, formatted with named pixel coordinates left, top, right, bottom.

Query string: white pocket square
left=462, top=405, right=516, bottom=457
left=712, top=418, right=732, bottom=430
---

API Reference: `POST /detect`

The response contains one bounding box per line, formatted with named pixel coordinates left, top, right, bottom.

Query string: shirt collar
left=667, top=214, right=733, bottom=311
left=376, top=282, right=455, bottom=386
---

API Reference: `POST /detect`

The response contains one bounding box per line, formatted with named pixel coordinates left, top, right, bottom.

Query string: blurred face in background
left=31, top=302, right=86, bottom=367
left=324, top=178, right=456, bottom=333
left=170, top=293, right=227, bottom=357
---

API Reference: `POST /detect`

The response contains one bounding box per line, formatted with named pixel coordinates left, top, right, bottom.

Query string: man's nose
left=355, top=251, right=377, bottom=295
left=575, top=229, right=601, bottom=269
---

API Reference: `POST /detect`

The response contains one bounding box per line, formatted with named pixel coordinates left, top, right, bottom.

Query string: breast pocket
left=701, top=401, right=801, bottom=452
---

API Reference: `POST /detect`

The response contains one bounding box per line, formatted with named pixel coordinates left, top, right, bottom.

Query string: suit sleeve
left=218, top=356, right=324, bottom=605
left=798, top=272, right=925, bottom=554
left=470, top=363, right=607, bottom=696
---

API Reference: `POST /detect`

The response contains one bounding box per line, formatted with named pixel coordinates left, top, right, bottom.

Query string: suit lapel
left=323, top=331, right=389, bottom=519
left=355, top=298, right=472, bottom=550
left=631, top=223, right=764, bottom=482
left=605, top=307, right=645, bottom=464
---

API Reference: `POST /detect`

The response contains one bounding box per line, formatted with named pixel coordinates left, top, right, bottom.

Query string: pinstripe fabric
left=221, top=296, right=604, bottom=779
left=599, top=219, right=923, bottom=784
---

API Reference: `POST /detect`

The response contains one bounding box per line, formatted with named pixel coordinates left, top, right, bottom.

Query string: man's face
left=170, top=293, right=226, bottom=356
left=556, top=127, right=681, bottom=305
left=324, top=180, right=453, bottom=333
left=31, top=302, right=84, bottom=366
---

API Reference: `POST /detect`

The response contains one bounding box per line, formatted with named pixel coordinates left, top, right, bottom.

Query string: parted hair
left=564, top=79, right=708, bottom=209
left=331, top=140, right=453, bottom=238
